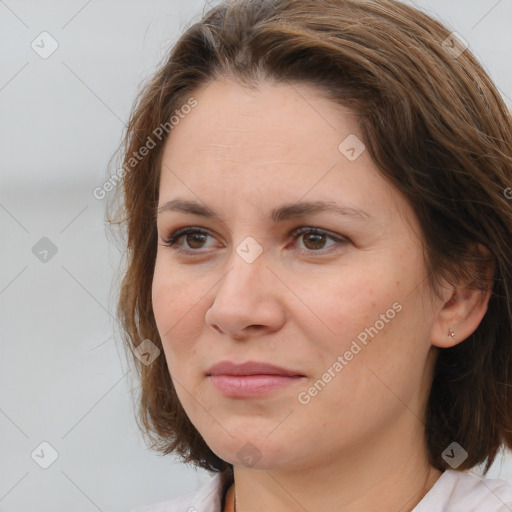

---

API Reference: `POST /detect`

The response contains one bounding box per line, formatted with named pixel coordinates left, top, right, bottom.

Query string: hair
left=107, top=0, right=512, bottom=475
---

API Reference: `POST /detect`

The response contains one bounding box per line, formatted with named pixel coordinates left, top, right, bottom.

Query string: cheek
left=152, top=263, right=176, bottom=337
left=151, top=258, right=204, bottom=356
left=289, top=265, right=394, bottom=356
left=322, top=261, right=432, bottom=398
left=294, top=250, right=427, bottom=372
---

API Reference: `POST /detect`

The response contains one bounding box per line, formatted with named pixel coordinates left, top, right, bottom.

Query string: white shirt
left=131, top=469, right=512, bottom=512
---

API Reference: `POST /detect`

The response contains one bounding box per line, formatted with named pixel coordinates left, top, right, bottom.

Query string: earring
left=448, top=328, right=456, bottom=339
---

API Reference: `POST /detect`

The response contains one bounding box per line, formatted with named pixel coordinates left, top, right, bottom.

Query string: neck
left=230, top=422, right=442, bottom=512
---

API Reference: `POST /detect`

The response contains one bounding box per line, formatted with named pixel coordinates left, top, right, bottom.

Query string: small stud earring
left=448, top=328, right=456, bottom=339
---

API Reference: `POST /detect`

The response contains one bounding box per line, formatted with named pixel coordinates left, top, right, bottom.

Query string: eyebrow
left=157, top=199, right=370, bottom=223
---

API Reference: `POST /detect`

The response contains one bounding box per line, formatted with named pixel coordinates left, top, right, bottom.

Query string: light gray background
left=1, top=1, right=511, bottom=511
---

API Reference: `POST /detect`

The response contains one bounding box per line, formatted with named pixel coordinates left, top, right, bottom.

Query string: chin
left=204, top=432, right=302, bottom=471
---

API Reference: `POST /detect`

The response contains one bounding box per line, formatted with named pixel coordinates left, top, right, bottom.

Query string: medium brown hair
left=107, top=0, right=512, bottom=474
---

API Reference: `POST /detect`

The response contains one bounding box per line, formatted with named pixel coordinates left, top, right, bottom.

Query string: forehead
left=162, top=79, right=357, bottom=168
left=158, top=79, right=407, bottom=224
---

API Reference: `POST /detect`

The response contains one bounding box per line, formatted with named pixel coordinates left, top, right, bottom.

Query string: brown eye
left=186, top=232, right=208, bottom=249
left=302, top=232, right=327, bottom=250
left=290, top=227, right=348, bottom=254
left=161, top=227, right=215, bottom=252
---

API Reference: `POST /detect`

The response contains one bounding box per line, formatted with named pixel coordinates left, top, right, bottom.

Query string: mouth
left=206, top=360, right=306, bottom=398
left=207, top=360, right=305, bottom=377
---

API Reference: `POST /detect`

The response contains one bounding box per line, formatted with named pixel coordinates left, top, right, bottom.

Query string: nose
left=205, top=249, right=286, bottom=340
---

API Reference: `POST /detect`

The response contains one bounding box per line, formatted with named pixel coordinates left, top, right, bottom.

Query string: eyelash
left=160, top=226, right=349, bottom=256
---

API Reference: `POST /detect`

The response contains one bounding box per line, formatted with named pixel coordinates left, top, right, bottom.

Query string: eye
left=289, top=227, right=348, bottom=254
left=160, top=226, right=217, bottom=254
left=160, top=225, right=348, bottom=256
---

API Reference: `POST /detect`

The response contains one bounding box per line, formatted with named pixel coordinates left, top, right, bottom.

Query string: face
left=152, top=78, right=441, bottom=471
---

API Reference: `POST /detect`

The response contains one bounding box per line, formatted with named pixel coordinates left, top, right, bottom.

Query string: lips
left=206, top=360, right=304, bottom=377
left=206, top=361, right=306, bottom=398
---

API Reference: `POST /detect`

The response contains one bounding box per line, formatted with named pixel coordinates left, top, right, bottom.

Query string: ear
left=431, top=245, right=494, bottom=348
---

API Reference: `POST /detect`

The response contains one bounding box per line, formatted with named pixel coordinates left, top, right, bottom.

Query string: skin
left=152, top=78, right=492, bottom=512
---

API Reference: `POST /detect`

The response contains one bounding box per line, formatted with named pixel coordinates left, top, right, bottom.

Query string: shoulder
left=130, top=471, right=231, bottom=512
left=414, top=469, right=512, bottom=512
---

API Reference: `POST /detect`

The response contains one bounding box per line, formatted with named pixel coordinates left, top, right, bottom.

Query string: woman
left=108, top=0, right=512, bottom=510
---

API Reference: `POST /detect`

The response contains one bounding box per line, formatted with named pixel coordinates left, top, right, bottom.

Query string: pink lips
left=207, top=361, right=305, bottom=398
